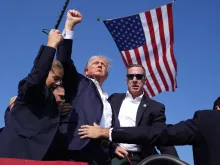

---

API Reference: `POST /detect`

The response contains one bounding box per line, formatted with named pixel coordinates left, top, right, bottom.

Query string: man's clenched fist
left=65, top=9, right=83, bottom=31
left=47, top=29, right=63, bottom=48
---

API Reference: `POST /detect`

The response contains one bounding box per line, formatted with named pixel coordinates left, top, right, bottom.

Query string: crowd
left=0, top=9, right=220, bottom=165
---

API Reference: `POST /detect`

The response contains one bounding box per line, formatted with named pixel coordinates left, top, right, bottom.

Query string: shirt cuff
left=109, top=128, right=113, bottom=141
left=62, top=29, right=74, bottom=39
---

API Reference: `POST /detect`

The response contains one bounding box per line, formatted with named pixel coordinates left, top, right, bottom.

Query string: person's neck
left=129, top=90, right=143, bottom=99
left=92, top=76, right=105, bottom=87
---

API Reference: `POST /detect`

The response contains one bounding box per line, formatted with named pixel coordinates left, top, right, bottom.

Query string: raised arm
left=18, top=30, right=63, bottom=102
left=56, top=10, right=82, bottom=103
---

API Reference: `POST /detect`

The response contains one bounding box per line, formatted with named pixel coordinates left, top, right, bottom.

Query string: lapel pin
left=143, top=104, right=147, bottom=108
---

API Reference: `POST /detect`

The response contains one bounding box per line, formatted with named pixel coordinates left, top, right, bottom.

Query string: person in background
left=0, top=29, right=64, bottom=160
left=213, top=97, right=220, bottom=110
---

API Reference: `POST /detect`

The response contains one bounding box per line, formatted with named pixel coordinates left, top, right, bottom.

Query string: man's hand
left=65, top=9, right=82, bottom=31
left=9, top=96, right=17, bottom=110
left=58, top=103, right=72, bottom=116
left=78, top=122, right=110, bottom=139
left=115, top=146, right=128, bottom=158
left=47, top=29, right=63, bottom=48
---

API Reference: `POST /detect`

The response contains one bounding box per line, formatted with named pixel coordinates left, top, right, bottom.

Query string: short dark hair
left=126, top=64, right=146, bottom=77
left=213, top=97, right=220, bottom=110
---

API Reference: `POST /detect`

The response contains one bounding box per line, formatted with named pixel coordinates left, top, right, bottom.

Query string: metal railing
left=137, top=154, right=190, bottom=165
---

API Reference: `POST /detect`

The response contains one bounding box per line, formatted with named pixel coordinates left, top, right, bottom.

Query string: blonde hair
left=52, top=60, right=64, bottom=76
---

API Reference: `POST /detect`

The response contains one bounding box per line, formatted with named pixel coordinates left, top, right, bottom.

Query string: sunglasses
left=126, top=74, right=145, bottom=80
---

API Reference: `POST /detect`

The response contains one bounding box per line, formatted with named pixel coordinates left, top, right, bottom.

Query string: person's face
left=126, top=67, right=146, bottom=97
left=85, top=57, right=108, bottom=80
left=53, top=87, right=65, bottom=105
left=215, top=106, right=220, bottom=110
left=46, top=67, right=63, bottom=89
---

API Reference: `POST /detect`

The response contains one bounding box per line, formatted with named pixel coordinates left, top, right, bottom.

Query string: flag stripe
left=125, top=50, right=133, bottom=65
left=140, top=13, right=162, bottom=93
left=134, top=47, right=155, bottom=96
left=143, top=44, right=162, bottom=93
left=120, top=52, right=129, bottom=67
left=151, top=9, right=173, bottom=92
left=145, top=11, right=169, bottom=91
left=138, top=46, right=158, bottom=95
left=156, top=7, right=175, bottom=91
left=167, top=4, right=177, bottom=74
left=161, top=5, right=176, bottom=90
left=140, top=12, right=164, bottom=93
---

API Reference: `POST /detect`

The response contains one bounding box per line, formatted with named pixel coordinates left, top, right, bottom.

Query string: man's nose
left=133, top=76, right=138, bottom=81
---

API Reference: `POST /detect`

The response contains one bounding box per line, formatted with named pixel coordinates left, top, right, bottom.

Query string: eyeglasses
left=126, top=74, right=145, bottom=80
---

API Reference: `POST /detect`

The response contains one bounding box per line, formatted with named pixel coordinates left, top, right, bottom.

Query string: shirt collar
left=89, top=77, right=108, bottom=98
left=126, top=91, right=144, bottom=101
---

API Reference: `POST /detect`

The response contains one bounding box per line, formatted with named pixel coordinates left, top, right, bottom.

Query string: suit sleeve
left=4, top=107, right=10, bottom=125
left=111, top=112, right=199, bottom=146
left=18, top=46, right=56, bottom=102
left=151, top=105, right=179, bottom=157
left=56, top=39, right=83, bottom=103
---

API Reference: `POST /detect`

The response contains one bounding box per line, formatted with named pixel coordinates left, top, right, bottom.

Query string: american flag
left=104, top=3, right=177, bottom=98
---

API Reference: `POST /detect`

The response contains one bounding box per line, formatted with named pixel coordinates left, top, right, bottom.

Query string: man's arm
left=150, top=104, right=179, bottom=157
left=18, top=30, right=63, bottom=102
left=56, top=10, right=82, bottom=103
left=111, top=114, right=199, bottom=146
left=79, top=112, right=199, bottom=146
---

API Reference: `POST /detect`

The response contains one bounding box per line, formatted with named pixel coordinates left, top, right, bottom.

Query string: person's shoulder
left=192, top=110, right=220, bottom=120
left=109, top=93, right=125, bottom=100
left=148, top=98, right=165, bottom=108
left=194, top=109, right=217, bottom=116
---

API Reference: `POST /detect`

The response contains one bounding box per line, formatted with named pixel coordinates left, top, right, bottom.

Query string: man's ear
left=84, top=68, right=88, bottom=76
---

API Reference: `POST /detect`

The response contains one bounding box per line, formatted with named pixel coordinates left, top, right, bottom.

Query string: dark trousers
left=70, top=140, right=111, bottom=165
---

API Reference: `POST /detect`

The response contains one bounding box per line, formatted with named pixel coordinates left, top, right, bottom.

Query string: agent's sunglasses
left=126, top=74, right=145, bottom=80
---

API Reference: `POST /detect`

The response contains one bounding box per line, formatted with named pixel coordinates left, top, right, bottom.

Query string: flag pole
left=42, top=0, right=70, bottom=35
left=54, top=0, right=70, bottom=29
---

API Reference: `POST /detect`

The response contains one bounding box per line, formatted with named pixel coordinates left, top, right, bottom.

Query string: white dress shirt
left=62, top=30, right=112, bottom=128
left=111, top=91, right=144, bottom=152
left=62, top=29, right=74, bottom=39
left=90, top=79, right=112, bottom=128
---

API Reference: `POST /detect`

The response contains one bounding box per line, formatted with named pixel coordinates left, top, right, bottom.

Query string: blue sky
left=0, top=0, right=220, bottom=164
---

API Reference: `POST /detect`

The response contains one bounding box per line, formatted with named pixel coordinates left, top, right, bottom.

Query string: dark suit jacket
left=56, top=40, right=119, bottom=152
left=0, top=46, right=60, bottom=160
left=109, top=93, right=178, bottom=158
left=0, top=107, right=10, bottom=133
left=111, top=110, right=220, bottom=165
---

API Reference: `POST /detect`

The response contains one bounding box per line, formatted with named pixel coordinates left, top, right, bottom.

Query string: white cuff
left=109, top=128, right=113, bottom=141
left=62, top=29, right=74, bottom=39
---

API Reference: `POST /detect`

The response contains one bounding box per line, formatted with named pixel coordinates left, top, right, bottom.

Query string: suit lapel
left=114, top=94, right=126, bottom=117
left=90, top=78, right=103, bottom=103
left=136, top=95, right=148, bottom=125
